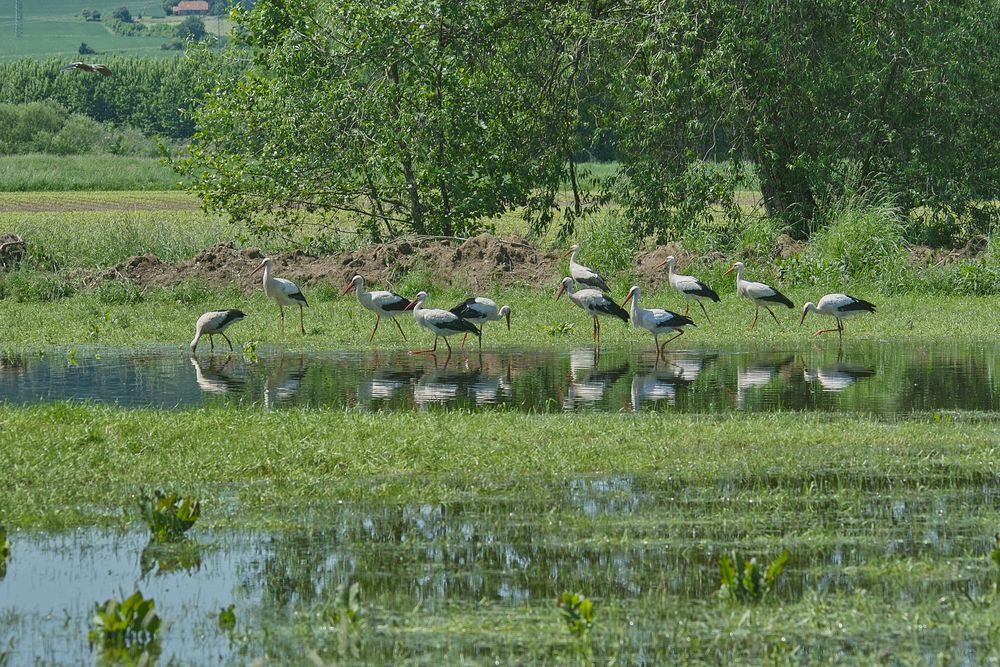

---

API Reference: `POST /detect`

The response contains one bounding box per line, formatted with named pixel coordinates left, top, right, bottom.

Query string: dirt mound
left=89, top=235, right=566, bottom=293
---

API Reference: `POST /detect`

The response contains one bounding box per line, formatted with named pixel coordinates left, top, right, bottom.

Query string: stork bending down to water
left=342, top=275, right=409, bottom=342
left=450, top=297, right=511, bottom=351
left=655, top=256, right=720, bottom=323
left=556, top=277, right=629, bottom=345
left=622, top=285, right=695, bottom=358
left=724, top=261, right=793, bottom=330
left=564, top=244, right=611, bottom=292
left=404, top=291, right=481, bottom=354
left=190, top=309, right=246, bottom=353
left=250, top=257, right=308, bottom=335
left=800, top=294, right=877, bottom=343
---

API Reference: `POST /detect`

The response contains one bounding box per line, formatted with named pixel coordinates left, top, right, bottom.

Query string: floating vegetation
left=138, top=491, right=201, bottom=542
left=242, top=340, right=259, bottom=360
left=0, top=524, right=8, bottom=580
left=718, top=549, right=790, bottom=604
left=218, top=604, right=236, bottom=632
left=88, top=590, right=161, bottom=657
left=557, top=592, right=594, bottom=637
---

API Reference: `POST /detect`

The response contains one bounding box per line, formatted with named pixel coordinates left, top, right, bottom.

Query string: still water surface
left=1, top=341, right=999, bottom=413
left=1, top=474, right=996, bottom=664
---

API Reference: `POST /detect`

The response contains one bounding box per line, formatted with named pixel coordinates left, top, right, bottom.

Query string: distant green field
left=0, top=0, right=227, bottom=60
left=0, top=154, right=186, bottom=191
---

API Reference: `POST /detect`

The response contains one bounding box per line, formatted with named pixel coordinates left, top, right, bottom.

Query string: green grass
left=0, top=0, right=215, bottom=60
left=2, top=403, right=998, bottom=529
left=0, top=154, right=186, bottom=191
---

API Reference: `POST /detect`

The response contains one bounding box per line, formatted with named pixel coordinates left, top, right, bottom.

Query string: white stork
left=621, top=285, right=695, bottom=358
left=803, top=356, right=876, bottom=392
left=800, top=294, right=877, bottom=342
left=404, top=291, right=481, bottom=354
left=342, top=275, right=409, bottom=342
left=656, top=256, right=721, bottom=323
left=556, top=276, right=629, bottom=345
left=724, top=261, right=793, bottom=330
left=564, top=244, right=611, bottom=292
left=449, top=297, right=511, bottom=351
left=250, top=257, right=308, bottom=335
left=190, top=309, right=246, bottom=353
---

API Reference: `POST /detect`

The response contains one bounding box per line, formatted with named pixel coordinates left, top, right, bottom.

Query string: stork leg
left=592, top=317, right=598, bottom=342
left=221, top=333, right=234, bottom=351
left=750, top=307, right=759, bottom=331
left=684, top=302, right=690, bottom=316
left=461, top=332, right=468, bottom=352
left=764, top=305, right=780, bottom=324
left=443, top=336, right=453, bottom=353
left=410, top=336, right=439, bottom=355
left=596, top=317, right=602, bottom=345
left=812, top=327, right=840, bottom=337
left=392, top=317, right=407, bottom=341
left=299, top=305, right=305, bottom=335
left=369, top=315, right=381, bottom=343
left=697, top=300, right=712, bottom=324
left=659, top=330, right=684, bottom=356
left=279, top=306, right=285, bottom=335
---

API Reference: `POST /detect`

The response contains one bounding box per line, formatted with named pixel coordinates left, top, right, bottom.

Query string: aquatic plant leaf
left=218, top=604, right=236, bottom=631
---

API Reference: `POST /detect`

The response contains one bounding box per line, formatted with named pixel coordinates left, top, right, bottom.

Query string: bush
left=112, top=6, right=133, bottom=22
left=574, top=214, right=639, bottom=277
left=78, top=42, right=96, bottom=55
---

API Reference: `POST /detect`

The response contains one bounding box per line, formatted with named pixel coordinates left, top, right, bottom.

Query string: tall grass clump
left=789, top=188, right=913, bottom=291
left=574, top=213, right=640, bottom=277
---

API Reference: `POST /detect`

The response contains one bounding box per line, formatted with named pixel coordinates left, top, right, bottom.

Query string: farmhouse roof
left=173, top=1, right=209, bottom=12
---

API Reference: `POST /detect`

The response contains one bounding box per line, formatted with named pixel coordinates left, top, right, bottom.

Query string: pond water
left=1, top=474, right=996, bottom=664
left=1, top=342, right=999, bottom=414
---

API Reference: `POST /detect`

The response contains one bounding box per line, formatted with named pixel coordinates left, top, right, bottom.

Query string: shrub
left=574, top=214, right=639, bottom=276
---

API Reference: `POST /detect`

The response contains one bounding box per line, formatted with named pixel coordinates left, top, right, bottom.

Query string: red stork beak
left=555, top=284, right=566, bottom=300
left=621, top=291, right=634, bottom=308
left=249, top=260, right=266, bottom=276
left=403, top=298, right=418, bottom=311
left=799, top=309, right=808, bottom=326
left=505, top=311, right=511, bottom=331
left=654, top=260, right=668, bottom=270
left=341, top=281, right=354, bottom=295
left=722, top=265, right=736, bottom=277
left=562, top=248, right=574, bottom=258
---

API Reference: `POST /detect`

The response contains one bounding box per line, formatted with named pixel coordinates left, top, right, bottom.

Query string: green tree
left=177, top=16, right=207, bottom=41
left=600, top=0, right=1000, bottom=240
left=112, top=6, right=133, bottom=22
left=182, top=0, right=585, bottom=241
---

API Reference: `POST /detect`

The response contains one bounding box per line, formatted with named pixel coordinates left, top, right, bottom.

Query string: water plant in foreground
left=89, top=590, right=161, bottom=654
left=557, top=592, right=594, bottom=637
left=218, top=604, right=236, bottom=632
left=718, top=549, right=790, bottom=603
left=138, top=490, right=201, bottom=542
left=0, top=524, right=8, bottom=580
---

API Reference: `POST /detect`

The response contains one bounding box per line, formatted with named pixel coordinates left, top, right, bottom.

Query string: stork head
left=556, top=277, right=573, bottom=300
left=499, top=305, right=512, bottom=330
left=723, top=261, right=745, bottom=277
left=622, top=285, right=640, bottom=307
left=562, top=243, right=580, bottom=259
left=800, top=302, right=817, bottom=325
left=250, top=257, right=272, bottom=276
left=342, top=274, right=363, bottom=295
left=404, top=291, right=427, bottom=311
left=654, top=255, right=676, bottom=271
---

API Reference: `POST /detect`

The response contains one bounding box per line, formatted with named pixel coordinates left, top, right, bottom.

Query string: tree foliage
left=184, top=0, right=593, bottom=240
left=184, top=0, right=1000, bottom=242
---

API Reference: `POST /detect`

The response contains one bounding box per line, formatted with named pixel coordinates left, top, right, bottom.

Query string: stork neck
left=569, top=248, right=578, bottom=264
left=354, top=281, right=366, bottom=299
left=734, top=266, right=743, bottom=283
left=629, top=291, right=641, bottom=318
left=667, top=260, right=676, bottom=277
left=261, top=262, right=272, bottom=284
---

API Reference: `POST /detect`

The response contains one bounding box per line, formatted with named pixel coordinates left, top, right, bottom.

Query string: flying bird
left=62, top=62, right=113, bottom=76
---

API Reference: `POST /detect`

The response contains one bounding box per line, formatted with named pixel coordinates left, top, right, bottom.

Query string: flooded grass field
left=1, top=343, right=999, bottom=664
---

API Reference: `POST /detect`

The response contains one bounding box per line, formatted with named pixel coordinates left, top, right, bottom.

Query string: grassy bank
left=0, top=287, right=996, bottom=350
